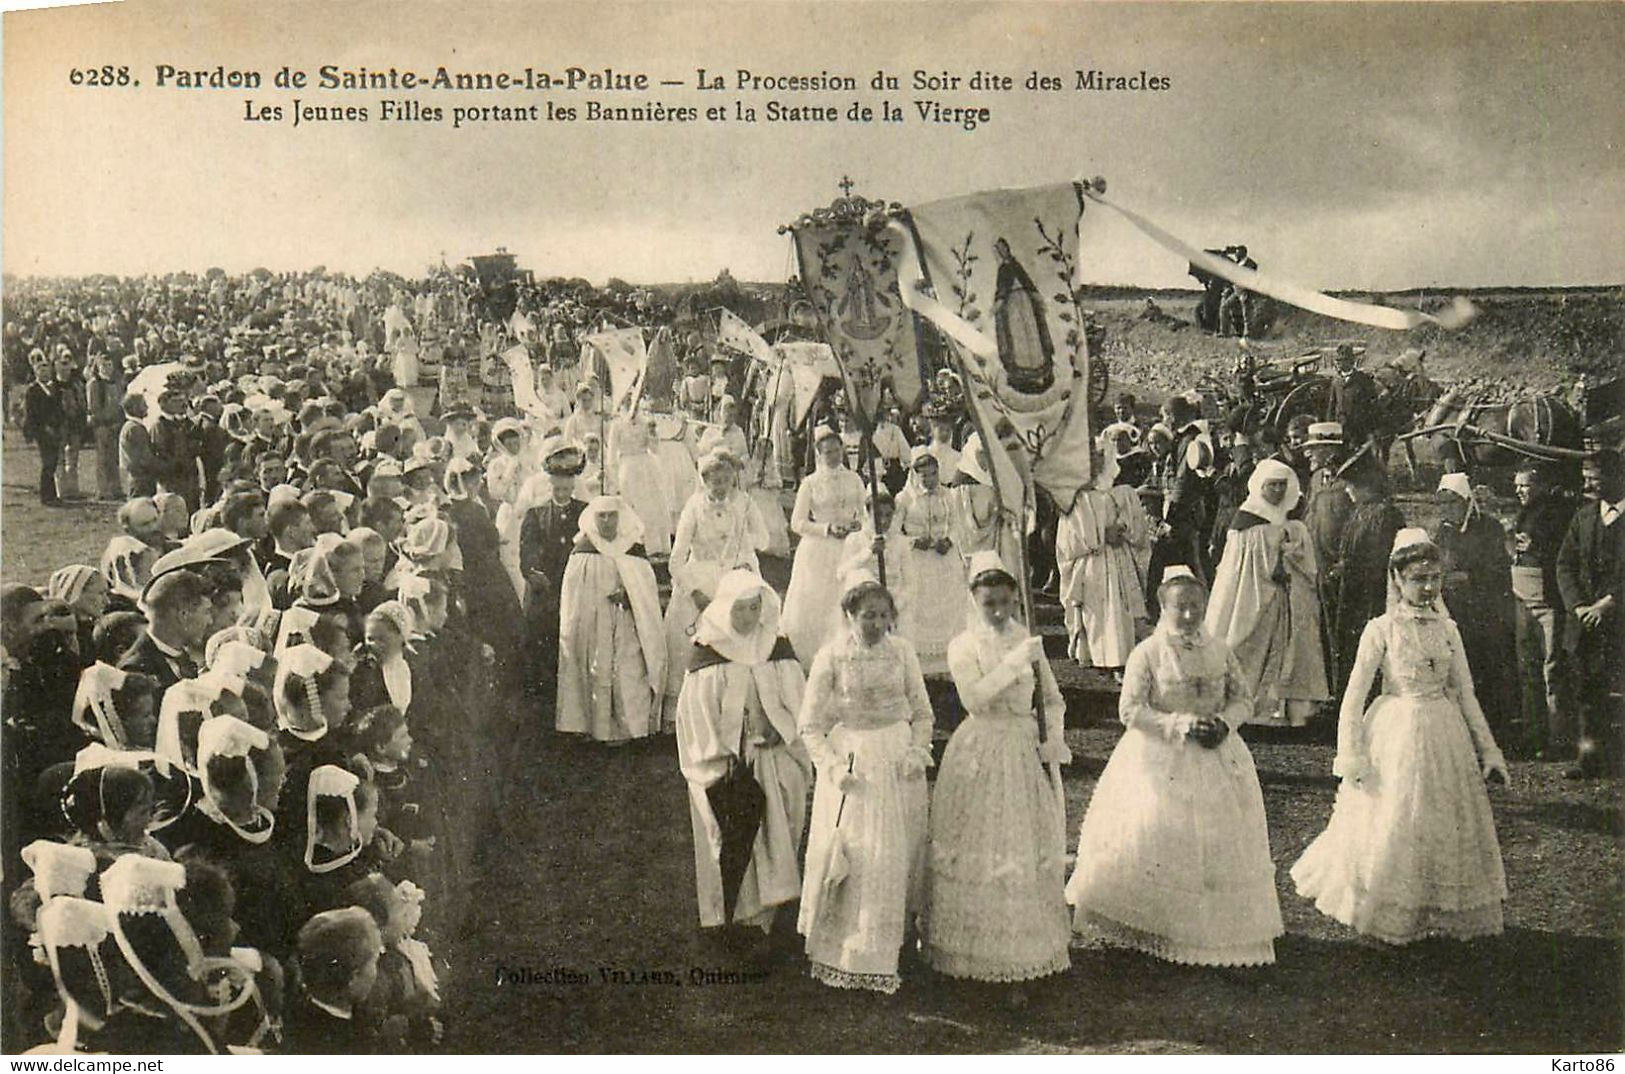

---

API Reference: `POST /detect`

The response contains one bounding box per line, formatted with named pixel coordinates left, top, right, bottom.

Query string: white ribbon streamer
left=1079, top=184, right=1477, bottom=332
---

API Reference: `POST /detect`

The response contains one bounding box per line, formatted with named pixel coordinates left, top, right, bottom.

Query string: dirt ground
left=3, top=433, right=1621, bottom=1054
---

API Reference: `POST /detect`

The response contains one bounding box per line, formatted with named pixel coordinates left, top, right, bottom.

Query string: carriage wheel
left=1273, top=377, right=1331, bottom=435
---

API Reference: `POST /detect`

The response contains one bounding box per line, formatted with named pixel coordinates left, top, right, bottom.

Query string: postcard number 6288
left=69, top=66, right=134, bottom=87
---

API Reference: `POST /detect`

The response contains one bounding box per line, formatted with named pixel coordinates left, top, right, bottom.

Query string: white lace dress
left=782, top=467, right=867, bottom=667
left=663, top=491, right=768, bottom=706
left=889, top=484, right=969, bottom=674
left=1290, top=608, right=1507, bottom=943
left=925, top=623, right=1071, bottom=981
left=797, top=633, right=933, bottom=994
left=486, top=450, right=531, bottom=600
left=1065, top=627, right=1284, bottom=965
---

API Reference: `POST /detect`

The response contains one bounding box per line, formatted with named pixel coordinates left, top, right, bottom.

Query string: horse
left=1416, top=387, right=1586, bottom=474
left=1576, top=374, right=1623, bottom=450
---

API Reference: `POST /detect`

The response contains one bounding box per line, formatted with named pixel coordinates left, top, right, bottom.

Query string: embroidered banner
left=894, top=181, right=1095, bottom=512
left=790, top=218, right=925, bottom=424
left=501, top=345, right=541, bottom=417
left=771, top=341, right=841, bottom=427
left=644, top=326, right=680, bottom=409
left=715, top=308, right=778, bottom=366
left=581, top=327, right=648, bottom=413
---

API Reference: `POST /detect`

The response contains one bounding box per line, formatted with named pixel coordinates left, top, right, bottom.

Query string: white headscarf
left=1237, top=457, right=1302, bottom=527
left=154, top=673, right=243, bottom=777
left=206, top=635, right=267, bottom=680
left=274, top=644, right=333, bottom=741
left=692, top=569, right=781, bottom=666
left=1386, top=527, right=1450, bottom=616
left=957, top=432, right=992, bottom=486
left=1437, top=472, right=1480, bottom=531
left=71, top=663, right=130, bottom=747
left=195, top=716, right=275, bottom=845
left=101, top=536, right=152, bottom=602
left=379, top=388, right=416, bottom=422
left=304, top=765, right=362, bottom=874
left=443, top=457, right=480, bottom=502
left=288, top=543, right=341, bottom=608
left=48, top=565, right=100, bottom=609
left=576, top=495, right=645, bottom=558
left=367, top=600, right=415, bottom=712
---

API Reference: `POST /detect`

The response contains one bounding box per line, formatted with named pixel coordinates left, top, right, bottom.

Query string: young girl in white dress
left=1291, top=528, right=1508, bottom=944
left=798, top=575, right=933, bottom=994
left=926, top=552, right=1072, bottom=985
left=484, top=418, right=532, bottom=600
left=782, top=426, right=867, bottom=668
left=889, top=448, right=969, bottom=675
left=614, top=417, right=675, bottom=557
left=1065, top=565, right=1284, bottom=966
left=663, top=449, right=770, bottom=720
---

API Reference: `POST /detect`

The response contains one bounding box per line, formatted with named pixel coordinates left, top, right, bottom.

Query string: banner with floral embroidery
left=894, top=181, right=1095, bottom=512
left=790, top=216, right=925, bottom=424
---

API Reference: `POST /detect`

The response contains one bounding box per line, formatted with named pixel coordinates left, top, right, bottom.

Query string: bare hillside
left=1084, top=287, right=1625, bottom=403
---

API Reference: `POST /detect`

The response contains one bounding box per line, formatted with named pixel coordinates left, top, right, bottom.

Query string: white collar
left=148, top=630, right=187, bottom=659
left=310, top=995, right=353, bottom=1020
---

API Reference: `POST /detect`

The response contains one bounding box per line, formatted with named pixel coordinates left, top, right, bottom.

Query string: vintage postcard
left=2, top=0, right=1621, bottom=1058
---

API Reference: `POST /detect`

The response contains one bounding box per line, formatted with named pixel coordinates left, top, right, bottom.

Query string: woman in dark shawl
left=1432, top=473, right=1520, bottom=745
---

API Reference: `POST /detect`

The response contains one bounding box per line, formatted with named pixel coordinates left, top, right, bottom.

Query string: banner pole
left=1019, top=475, right=1068, bottom=853
left=862, top=425, right=886, bottom=588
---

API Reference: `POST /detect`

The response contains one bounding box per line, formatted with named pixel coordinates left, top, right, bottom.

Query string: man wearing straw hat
left=1300, top=422, right=1351, bottom=654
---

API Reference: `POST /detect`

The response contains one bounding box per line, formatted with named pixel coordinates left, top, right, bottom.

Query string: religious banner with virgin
left=893, top=180, right=1096, bottom=513
left=788, top=205, right=925, bottom=424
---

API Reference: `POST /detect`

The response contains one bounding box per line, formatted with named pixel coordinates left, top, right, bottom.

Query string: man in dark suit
left=1147, top=395, right=1214, bottom=614
left=117, top=569, right=213, bottom=693
left=1512, top=463, right=1579, bottom=756
left=21, top=352, right=66, bottom=504
left=1556, top=450, right=1624, bottom=778
left=1327, top=344, right=1382, bottom=453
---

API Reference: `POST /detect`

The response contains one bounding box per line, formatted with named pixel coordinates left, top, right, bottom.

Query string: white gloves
left=1038, top=738, right=1072, bottom=765
left=900, top=746, right=933, bottom=779
left=1001, top=635, right=1046, bottom=670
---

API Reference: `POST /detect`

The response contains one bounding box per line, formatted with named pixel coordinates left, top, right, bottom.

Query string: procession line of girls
left=675, top=526, right=1511, bottom=995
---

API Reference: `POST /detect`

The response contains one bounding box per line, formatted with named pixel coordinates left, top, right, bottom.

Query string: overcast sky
left=5, top=0, right=1622, bottom=289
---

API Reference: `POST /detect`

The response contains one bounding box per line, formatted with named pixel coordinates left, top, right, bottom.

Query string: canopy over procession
left=2, top=170, right=1620, bottom=1056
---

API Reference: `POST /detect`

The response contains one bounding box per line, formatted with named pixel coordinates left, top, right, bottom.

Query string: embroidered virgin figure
left=992, top=236, right=1055, bottom=395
